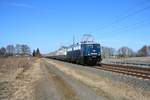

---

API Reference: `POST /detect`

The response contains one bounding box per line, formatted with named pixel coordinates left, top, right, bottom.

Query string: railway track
left=96, top=64, right=150, bottom=80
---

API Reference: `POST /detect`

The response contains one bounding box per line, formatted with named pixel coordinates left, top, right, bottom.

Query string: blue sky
left=0, top=0, right=150, bottom=53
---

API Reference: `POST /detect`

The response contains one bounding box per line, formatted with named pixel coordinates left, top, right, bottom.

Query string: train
left=47, top=41, right=102, bottom=66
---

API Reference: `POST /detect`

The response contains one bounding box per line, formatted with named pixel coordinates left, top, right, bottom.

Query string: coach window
left=68, top=48, right=72, bottom=51
left=77, top=46, right=79, bottom=50
left=73, top=47, right=75, bottom=50
left=79, top=45, right=81, bottom=49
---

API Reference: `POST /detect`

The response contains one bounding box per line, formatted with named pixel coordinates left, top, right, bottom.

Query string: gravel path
left=36, top=59, right=105, bottom=100
left=35, top=61, right=61, bottom=100
left=44, top=58, right=150, bottom=100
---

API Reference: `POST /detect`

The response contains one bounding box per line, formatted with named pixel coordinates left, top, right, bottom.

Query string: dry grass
left=46, top=59, right=150, bottom=100
left=103, top=57, right=150, bottom=64
left=0, top=57, right=42, bottom=100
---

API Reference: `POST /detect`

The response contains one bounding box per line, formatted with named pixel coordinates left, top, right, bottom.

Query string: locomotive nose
left=93, top=50, right=96, bottom=52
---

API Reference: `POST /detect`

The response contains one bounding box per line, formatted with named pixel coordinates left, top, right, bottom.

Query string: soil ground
left=0, top=57, right=104, bottom=100
left=0, top=57, right=149, bottom=100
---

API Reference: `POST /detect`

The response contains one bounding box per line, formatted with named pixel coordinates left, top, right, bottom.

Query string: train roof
left=67, top=42, right=100, bottom=48
left=80, top=41, right=100, bottom=44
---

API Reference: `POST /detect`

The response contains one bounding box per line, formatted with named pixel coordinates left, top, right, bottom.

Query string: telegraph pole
left=73, top=34, right=75, bottom=45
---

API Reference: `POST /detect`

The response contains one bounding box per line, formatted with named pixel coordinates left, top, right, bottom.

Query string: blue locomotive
left=66, top=42, right=102, bottom=65
left=47, top=34, right=102, bottom=66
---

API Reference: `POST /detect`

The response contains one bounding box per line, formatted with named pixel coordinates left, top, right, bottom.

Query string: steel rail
left=96, top=64, right=150, bottom=80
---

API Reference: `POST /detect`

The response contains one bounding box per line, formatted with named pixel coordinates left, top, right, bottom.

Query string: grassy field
left=46, top=59, right=150, bottom=100
left=102, top=57, right=150, bottom=67
left=0, top=57, right=42, bottom=100
left=0, top=57, right=150, bottom=100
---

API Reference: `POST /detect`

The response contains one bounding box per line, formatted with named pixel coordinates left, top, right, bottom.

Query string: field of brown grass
left=102, top=57, right=150, bottom=67
left=0, top=57, right=41, bottom=100
left=46, top=59, right=150, bottom=100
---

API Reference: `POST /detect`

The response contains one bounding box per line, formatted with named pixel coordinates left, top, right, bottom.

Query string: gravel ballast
left=66, top=61, right=150, bottom=91
left=45, top=58, right=150, bottom=100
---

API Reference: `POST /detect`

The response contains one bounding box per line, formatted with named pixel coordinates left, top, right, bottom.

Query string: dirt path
left=44, top=58, right=150, bottom=100
left=0, top=57, right=105, bottom=100
left=35, top=59, right=104, bottom=100
left=35, top=59, right=78, bottom=100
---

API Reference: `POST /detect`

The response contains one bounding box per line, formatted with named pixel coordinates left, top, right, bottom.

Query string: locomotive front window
left=85, top=44, right=100, bottom=49
left=86, top=44, right=93, bottom=48
left=94, top=44, right=100, bottom=48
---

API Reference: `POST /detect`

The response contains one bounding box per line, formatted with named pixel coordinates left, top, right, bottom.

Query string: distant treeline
left=102, top=45, right=150, bottom=58
left=0, top=44, right=41, bottom=57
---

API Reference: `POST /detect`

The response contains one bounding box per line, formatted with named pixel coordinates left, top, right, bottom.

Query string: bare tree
left=118, top=47, right=134, bottom=57
left=101, top=46, right=116, bottom=58
left=15, top=44, right=21, bottom=55
left=0, top=47, right=6, bottom=57
left=109, top=48, right=116, bottom=56
left=137, top=45, right=150, bottom=57
left=6, top=45, right=15, bottom=56
left=21, top=44, right=31, bottom=55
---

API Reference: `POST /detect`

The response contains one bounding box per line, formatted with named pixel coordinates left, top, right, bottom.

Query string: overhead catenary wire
left=119, top=21, right=150, bottom=33
left=120, top=19, right=150, bottom=30
left=93, top=19, right=150, bottom=36
left=90, top=1, right=150, bottom=33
